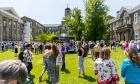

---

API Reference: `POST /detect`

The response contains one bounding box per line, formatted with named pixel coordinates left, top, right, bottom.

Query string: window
left=62, top=27, right=65, bottom=30
left=110, top=25, right=112, bottom=31
left=18, top=24, right=20, bottom=29
left=14, top=22, right=16, bottom=29
left=3, top=21, right=6, bottom=26
left=123, top=16, right=126, bottom=25
left=9, top=21, right=11, bottom=25
left=14, top=34, right=16, bottom=40
left=49, top=28, right=51, bottom=30
left=116, top=22, right=118, bottom=28
left=113, top=23, right=115, bottom=30
left=135, top=30, right=138, bottom=39
left=30, top=22, right=32, bottom=26
left=18, top=34, right=20, bottom=40
left=134, top=12, right=138, bottom=23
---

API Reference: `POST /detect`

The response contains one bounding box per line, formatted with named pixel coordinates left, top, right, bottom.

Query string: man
left=89, top=41, right=95, bottom=60
left=0, top=60, right=28, bottom=84
left=60, top=42, right=66, bottom=71
left=23, top=44, right=33, bottom=74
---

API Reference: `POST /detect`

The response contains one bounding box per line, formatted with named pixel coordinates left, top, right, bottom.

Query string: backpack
left=82, top=47, right=87, bottom=57
left=18, top=52, right=24, bottom=62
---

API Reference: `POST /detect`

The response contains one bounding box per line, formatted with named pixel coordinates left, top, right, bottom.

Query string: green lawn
left=0, top=48, right=125, bottom=84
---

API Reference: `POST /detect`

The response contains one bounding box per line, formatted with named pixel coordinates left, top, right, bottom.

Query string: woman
left=121, top=47, right=140, bottom=83
left=14, top=44, right=18, bottom=56
left=94, top=43, right=101, bottom=60
left=43, top=44, right=62, bottom=84
left=77, top=41, right=85, bottom=77
left=39, top=45, right=51, bottom=81
left=123, top=41, right=129, bottom=50
left=94, top=48, right=119, bottom=84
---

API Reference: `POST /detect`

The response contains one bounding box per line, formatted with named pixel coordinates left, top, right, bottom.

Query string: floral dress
left=94, top=58, right=119, bottom=84
left=48, top=54, right=59, bottom=83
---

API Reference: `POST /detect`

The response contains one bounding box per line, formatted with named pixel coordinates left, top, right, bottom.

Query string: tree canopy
left=84, top=0, right=109, bottom=41
left=63, top=7, right=84, bottom=41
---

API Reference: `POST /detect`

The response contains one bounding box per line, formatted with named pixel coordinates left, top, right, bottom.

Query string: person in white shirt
left=129, top=40, right=135, bottom=48
left=39, top=45, right=51, bottom=81
left=23, top=44, right=33, bottom=74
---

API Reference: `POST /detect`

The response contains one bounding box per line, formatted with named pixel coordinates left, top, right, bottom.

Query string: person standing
left=20, top=43, right=23, bottom=52
left=89, top=41, right=95, bottom=60
left=136, top=40, right=140, bottom=53
left=34, top=43, right=39, bottom=55
left=60, top=43, right=66, bottom=71
left=14, top=44, right=18, bottom=56
left=129, top=40, right=135, bottom=48
left=124, top=41, right=129, bottom=50
left=94, top=48, right=119, bottom=84
left=94, top=43, right=101, bottom=60
left=39, top=45, right=51, bottom=81
left=23, top=44, right=33, bottom=74
left=32, top=43, right=34, bottom=53
left=43, top=44, right=62, bottom=84
left=77, top=41, right=85, bottom=77
left=121, top=47, right=140, bottom=83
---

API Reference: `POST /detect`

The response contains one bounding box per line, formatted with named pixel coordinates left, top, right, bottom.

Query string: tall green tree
left=36, top=29, right=47, bottom=43
left=84, top=0, right=109, bottom=41
left=63, top=7, right=84, bottom=40
left=56, top=31, right=60, bottom=35
left=46, top=30, right=51, bottom=34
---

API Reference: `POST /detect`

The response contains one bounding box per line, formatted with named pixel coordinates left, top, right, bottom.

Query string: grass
left=0, top=48, right=125, bottom=84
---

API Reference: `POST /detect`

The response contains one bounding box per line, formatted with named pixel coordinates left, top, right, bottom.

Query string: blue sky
left=0, top=0, right=140, bottom=24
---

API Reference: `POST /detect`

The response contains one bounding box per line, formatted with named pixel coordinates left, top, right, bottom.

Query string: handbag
left=56, top=55, right=62, bottom=66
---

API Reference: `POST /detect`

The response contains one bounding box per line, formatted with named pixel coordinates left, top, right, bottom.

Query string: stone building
left=109, top=4, right=140, bottom=41
left=0, top=7, right=24, bottom=42
left=43, top=6, right=71, bottom=34
left=21, top=16, right=45, bottom=40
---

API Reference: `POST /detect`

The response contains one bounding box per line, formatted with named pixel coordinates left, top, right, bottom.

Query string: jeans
left=78, top=56, right=84, bottom=72
left=40, top=59, right=50, bottom=78
left=27, top=62, right=33, bottom=74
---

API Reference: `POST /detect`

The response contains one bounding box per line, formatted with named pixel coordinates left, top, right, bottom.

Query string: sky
left=0, top=0, right=140, bottom=24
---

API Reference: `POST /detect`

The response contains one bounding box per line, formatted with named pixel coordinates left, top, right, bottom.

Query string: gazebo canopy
left=53, top=33, right=74, bottom=40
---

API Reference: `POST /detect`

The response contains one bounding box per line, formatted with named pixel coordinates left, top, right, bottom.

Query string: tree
left=84, top=0, right=109, bottom=41
left=36, top=29, right=47, bottom=43
left=46, top=30, right=51, bottom=34
left=56, top=31, right=60, bottom=35
left=46, top=34, right=56, bottom=42
left=63, top=7, right=84, bottom=40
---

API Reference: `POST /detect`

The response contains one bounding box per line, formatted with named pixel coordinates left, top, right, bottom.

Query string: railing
left=117, top=24, right=132, bottom=29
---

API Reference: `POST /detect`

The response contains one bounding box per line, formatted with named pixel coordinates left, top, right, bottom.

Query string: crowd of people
left=0, top=40, right=140, bottom=84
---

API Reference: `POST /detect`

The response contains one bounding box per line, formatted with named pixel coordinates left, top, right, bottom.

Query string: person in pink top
left=124, top=41, right=129, bottom=50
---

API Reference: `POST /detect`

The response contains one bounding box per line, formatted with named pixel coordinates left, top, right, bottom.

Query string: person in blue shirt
left=60, top=42, right=66, bottom=71
left=121, top=47, right=140, bottom=84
